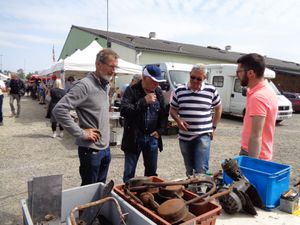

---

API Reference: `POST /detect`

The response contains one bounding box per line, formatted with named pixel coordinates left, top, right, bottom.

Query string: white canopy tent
left=39, top=41, right=142, bottom=88
left=41, top=40, right=142, bottom=75
left=0, top=72, right=9, bottom=80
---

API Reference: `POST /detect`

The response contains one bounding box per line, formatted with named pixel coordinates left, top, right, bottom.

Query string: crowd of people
left=1, top=49, right=278, bottom=187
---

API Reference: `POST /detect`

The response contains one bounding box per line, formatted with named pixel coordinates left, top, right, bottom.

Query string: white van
left=205, top=64, right=293, bottom=123
left=152, top=62, right=194, bottom=104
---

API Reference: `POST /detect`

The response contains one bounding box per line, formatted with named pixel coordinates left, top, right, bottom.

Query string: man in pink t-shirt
left=236, top=53, right=278, bottom=160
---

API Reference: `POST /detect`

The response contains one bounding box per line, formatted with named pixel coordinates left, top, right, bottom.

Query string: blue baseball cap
left=143, top=65, right=166, bottom=82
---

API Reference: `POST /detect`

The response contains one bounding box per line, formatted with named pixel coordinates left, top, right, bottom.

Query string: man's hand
left=83, top=128, right=101, bottom=142
left=150, top=131, right=159, bottom=139
left=177, top=118, right=189, bottom=131
left=145, top=93, right=156, bottom=104
left=210, top=130, right=215, bottom=140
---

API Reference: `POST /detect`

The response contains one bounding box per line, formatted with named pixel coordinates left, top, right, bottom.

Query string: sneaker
left=59, top=131, right=64, bottom=138
left=52, top=132, right=57, bottom=138
left=0, top=122, right=3, bottom=126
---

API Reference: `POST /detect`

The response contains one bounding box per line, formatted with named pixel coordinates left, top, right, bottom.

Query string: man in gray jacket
left=53, top=48, right=119, bottom=185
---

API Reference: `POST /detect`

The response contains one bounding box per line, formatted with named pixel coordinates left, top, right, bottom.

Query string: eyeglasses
left=105, top=63, right=119, bottom=70
left=101, top=61, right=119, bottom=70
left=190, top=76, right=203, bottom=82
left=236, top=70, right=249, bottom=75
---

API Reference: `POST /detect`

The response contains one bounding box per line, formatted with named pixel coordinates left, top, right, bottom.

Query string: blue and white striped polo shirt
left=170, top=83, right=221, bottom=141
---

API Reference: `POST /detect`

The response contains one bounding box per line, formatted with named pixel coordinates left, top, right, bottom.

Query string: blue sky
left=1, top=0, right=300, bottom=73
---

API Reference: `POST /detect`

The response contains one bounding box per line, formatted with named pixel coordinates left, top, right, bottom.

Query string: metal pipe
left=128, top=177, right=212, bottom=191
left=70, top=196, right=126, bottom=225
left=191, top=186, right=233, bottom=206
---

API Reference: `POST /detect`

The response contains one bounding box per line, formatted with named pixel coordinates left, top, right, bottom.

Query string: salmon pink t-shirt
left=241, top=80, right=278, bottom=160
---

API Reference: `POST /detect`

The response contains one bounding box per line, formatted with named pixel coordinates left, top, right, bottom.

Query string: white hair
left=53, top=79, right=63, bottom=89
left=191, top=63, right=207, bottom=74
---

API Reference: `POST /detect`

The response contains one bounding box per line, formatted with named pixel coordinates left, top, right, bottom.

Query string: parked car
left=282, top=92, right=300, bottom=112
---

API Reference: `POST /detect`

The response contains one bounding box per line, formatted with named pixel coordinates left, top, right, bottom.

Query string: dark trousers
left=78, top=146, right=111, bottom=186
left=51, top=122, right=63, bottom=132
left=0, top=95, right=3, bottom=123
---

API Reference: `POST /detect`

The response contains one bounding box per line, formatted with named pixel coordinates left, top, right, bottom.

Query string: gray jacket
left=53, top=72, right=110, bottom=150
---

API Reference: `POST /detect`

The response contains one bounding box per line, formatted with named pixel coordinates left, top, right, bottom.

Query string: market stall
left=40, top=40, right=142, bottom=88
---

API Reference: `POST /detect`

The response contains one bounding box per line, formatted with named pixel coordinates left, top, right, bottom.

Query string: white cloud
left=0, top=31, right=62, bottom=45
left=1, top=0, right=300, bottom=71
left=0, top=40, right=27, bottom=49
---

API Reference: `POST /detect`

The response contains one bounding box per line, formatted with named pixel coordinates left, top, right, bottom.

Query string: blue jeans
left=179, top=134, right=211, bottom=176
left=78, top=146, right=111, bottom=186
left=123, top=135, right=158, bottom=183
left=0, top=95, right=3, bottom=123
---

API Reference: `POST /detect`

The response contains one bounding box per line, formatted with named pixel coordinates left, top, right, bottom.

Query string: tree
left=2, top=70, right=10, bottom=75
left=17, top=68, right=25, bottom=79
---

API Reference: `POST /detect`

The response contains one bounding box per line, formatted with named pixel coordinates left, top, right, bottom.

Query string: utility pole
left=24, top=59, right=26, bottom=78
left=106, top=0, right=109, bottom=47
left=0, top=54, right=3, bottom=72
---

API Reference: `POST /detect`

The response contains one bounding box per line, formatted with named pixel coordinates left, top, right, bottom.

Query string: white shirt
left=0, top=80, right=6, bottom=95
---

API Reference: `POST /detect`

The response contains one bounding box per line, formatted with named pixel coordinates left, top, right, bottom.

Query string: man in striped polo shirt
left=170, top=64, right=222, bottom=176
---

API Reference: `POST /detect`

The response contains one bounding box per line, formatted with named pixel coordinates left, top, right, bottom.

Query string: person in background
left=65, top=76, right=75, bottom=92
left=120, top=65, right=168, bottom=182
left=25, top=81, right=31, bottom=97
left=7, top=73, right=25, bottom=118
left=236, top=53, right=278, bottom=160
left=53, top=49, right=119, bottom=185
left=169, top=64, right=222, bottom=176
left=46, top=79, right=66, bottom=138
left=130, top=74, right=142, bottom=86
left=0, top=79, right=6, bottom=126
left=120, top=74, right=142, bottom=98
left=38, top=80, right=46, bottom=105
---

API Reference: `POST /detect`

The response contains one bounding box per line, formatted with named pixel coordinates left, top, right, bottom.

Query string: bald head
left=11, top=73, right=17, bottom=80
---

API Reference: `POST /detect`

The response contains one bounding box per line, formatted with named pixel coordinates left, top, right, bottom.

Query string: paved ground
left=0, top=94, right=299, bottom=224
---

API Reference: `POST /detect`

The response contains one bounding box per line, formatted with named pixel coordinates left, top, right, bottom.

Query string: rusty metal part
left=156, top=180, right=217, bottom=224
left=126, top=176, right=152, bottom=188
left=158, top=185, right=184, bottom=199
left=124, top=187, right=144, bottom=205
left=84, top=180, right=115, bottom=225
left=222, top=158, right=244, bottom=181
left=69, top=197, right=126, bottom=225
left=146, top=187, right=159, bottom=194
left=191, top=186, right=232, bottom=206
left=139, top=192, right=160, bottom=211
left=126, top=176, right=159, bottom=194
left=182, top=212, right=196, bottom=222
left=221, top=158, right=264, bottom=213
left=158, top=198, right=189, bottom=224
left=128, top=177, right=212, bottom=192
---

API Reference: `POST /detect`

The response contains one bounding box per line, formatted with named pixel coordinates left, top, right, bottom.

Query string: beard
left=102, top=74, right=113, bottom=81
left=240, top=75, right=249, bottom=87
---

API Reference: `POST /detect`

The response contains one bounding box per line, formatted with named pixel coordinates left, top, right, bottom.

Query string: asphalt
left=0, top=93, right=299, bottom=224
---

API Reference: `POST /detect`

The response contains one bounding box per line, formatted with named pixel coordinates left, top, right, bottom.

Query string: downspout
left=136, top=51, right=142, bottom=65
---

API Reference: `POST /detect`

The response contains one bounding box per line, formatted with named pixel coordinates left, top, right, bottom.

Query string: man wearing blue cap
left=120, top=65, right=168, bottom=182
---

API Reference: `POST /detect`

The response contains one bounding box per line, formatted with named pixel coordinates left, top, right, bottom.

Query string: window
left=212, top=76, right=224, bottom=87
left=234, top=79, right=242, bottom=93
left=169, top=70, right=190, bottom=88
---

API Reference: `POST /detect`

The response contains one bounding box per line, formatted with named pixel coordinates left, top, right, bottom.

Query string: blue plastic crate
left=223, top=156, right=290, bottom=209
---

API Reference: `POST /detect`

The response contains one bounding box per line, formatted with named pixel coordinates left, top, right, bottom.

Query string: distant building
left=59, top=25, right=300, bottom=92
